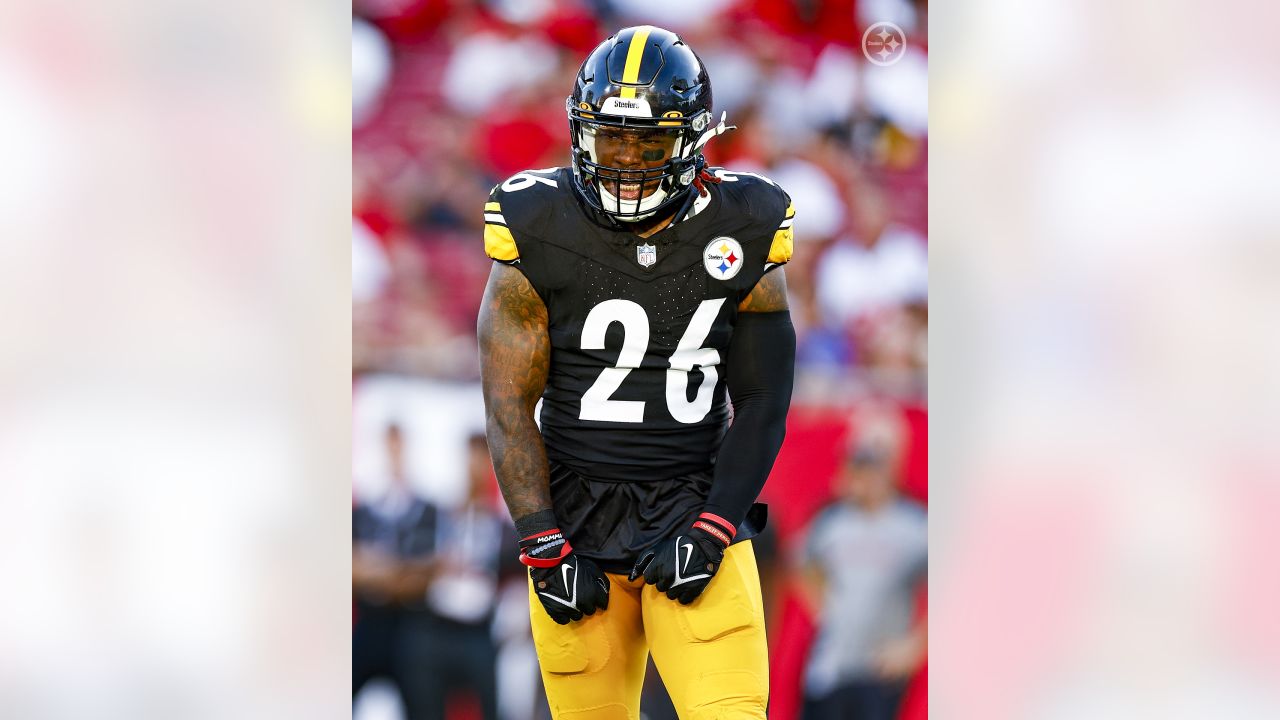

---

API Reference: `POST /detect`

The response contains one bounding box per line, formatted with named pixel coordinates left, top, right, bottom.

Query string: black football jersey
left=483, top=167, right=794, bottom=483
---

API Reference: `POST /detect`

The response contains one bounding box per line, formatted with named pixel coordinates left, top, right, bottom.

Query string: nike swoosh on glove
left=629, top=513, right=736, bottom=605
left=518, top=524, right=609, bottom=624
left=528, top=552, right=610, bottom=624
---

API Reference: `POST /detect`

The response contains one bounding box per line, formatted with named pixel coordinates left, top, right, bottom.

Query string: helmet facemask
left=568, top=100, right=710, bottom=223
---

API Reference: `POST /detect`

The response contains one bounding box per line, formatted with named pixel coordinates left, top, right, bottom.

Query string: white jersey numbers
left=712, top=169, right=776, bottom=186
left=579, top=299, right=649, bottom=423
left=500, top=168, right=560, bottom=193
left=578, top=298, right=725, bottom=424
left=666, top=298, right=725, bottom=423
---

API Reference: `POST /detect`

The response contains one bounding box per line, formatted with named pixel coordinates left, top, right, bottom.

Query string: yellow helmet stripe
left=619, top=27, right=652, bottom=100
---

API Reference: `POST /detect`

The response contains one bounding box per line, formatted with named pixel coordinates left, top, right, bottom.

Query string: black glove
left=517, top=511, right=609, bottom=624
left=528, top=552, right=610, bottom=624
left=629, top=513, right=736, bottom=605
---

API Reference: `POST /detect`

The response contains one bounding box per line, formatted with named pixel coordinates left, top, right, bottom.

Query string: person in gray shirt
left=796, top=407, right=928, bottom=720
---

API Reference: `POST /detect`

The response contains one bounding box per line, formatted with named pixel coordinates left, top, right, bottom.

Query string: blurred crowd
left=352, top=1, right=928, bottom=719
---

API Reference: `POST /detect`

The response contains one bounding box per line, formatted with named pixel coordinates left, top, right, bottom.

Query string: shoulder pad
left=767, top=189, right=795, bottom=271
left=710, top=168, right=794, bottom=270
left=482, top=168, right=566, bottom=264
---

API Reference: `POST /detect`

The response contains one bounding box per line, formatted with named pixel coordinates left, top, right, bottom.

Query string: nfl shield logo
left=636, top=243, right=657, bottom=268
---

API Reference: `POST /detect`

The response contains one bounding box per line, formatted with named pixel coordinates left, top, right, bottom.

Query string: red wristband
left=693, top=512, right=736, bottom=547
left=518, top=528, right=573, bottom=568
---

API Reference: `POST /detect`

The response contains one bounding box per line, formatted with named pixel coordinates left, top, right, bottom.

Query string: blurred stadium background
left=351, top=1, right=927, bottom=719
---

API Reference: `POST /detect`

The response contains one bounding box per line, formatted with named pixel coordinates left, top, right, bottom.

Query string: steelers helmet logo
left=703, top=237, right=744, bottom=280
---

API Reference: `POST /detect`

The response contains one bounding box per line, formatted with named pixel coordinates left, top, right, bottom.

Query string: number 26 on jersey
left=579, top=298, right=724, bottom=424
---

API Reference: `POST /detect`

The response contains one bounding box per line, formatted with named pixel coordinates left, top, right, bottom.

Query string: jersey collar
left=681, top=186, right=713, bottom=222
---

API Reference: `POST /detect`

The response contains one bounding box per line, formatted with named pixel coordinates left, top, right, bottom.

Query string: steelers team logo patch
left=704, top=237, right=744, bottom=280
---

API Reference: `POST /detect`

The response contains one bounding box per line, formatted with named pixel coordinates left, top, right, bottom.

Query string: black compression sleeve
left=702, top=310, right=796, bottom=530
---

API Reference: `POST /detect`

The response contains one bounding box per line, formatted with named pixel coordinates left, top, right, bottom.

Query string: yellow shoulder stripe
left=784, top=201, right=795, bottom=219
left=768, top=227, right=794, bottom=265
left=484, top=202, right=501, bottom=212
left=484, top=223, right=518, bottom=262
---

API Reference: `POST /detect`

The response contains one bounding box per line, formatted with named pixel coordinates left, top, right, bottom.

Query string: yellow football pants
left=527, top=541, right=769, bottom=720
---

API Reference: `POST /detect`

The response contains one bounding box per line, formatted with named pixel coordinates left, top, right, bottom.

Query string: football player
left=477, top=25, right=795, bottom=719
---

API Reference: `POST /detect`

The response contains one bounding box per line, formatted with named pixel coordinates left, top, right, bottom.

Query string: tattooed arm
left=478, top=263, right=611, bottom=622
left=477, top=263, right=553, bottom=521
left=737, top=266, right=790, bottom=313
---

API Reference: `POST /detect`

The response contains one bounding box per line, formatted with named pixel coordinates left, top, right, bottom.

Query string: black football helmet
left=567, top=26, right=730, bottom=222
